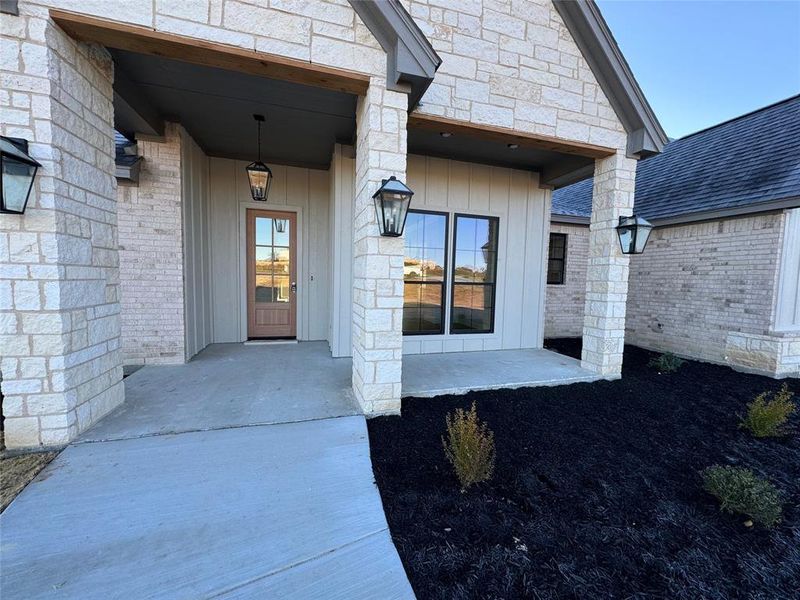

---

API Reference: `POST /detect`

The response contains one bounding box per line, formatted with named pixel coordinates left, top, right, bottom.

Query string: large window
left=547, top=233, right=567, bottom=285
left=451, top=214, right=499, bottom=334
left=403, top=210, right=448, bottom=335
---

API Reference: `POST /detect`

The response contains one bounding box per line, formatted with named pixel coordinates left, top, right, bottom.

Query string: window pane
left=403, top=283, right=443, bottom=334
left=451, top=215, right=498, bottom=333
left=451, top=284, right=493, bottom=332
left=422, top=247, right=446, bottom=281
left=547, top=233, right=566, bottom=285
left=404, top=211, right=447, bottom=335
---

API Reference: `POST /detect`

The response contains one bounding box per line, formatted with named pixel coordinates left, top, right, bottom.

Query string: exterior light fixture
left=616, top=215, right=653, bottom=254
left=439, top=132, right=452, bottom=138
left=507, top=143, right=519, bottom=149
left=1, top=136, right=40, bottom=215
left=274, top=219, right=287, bottom=233
left=245, top=114, right=272, bottom=202
left=372, top=176, right=413, bottom=237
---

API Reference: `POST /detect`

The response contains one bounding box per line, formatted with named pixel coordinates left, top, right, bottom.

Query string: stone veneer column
left=581, top=152, right=637, bottom=377
left=1, top=11, right=123, bottom=448
left=351, top=80, right=408, bottom=414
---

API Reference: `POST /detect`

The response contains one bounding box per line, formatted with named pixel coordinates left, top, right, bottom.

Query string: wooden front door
left=246, top=209, right=297, bottom=338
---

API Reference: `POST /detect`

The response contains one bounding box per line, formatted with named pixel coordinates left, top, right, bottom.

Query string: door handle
left=291, top=281, right=297, bottom=293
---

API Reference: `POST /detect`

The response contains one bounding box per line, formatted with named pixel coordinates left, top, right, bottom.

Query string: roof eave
left=553, top=0, right=668, bottom=158
left=348, top=0, right=441, bottom=110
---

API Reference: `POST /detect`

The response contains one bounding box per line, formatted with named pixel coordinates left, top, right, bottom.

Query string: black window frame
left=402, top=209, right=449, bottom=336
left=449, top=213, right=499, bottom=335
left=547, top=232, right=567, bottom=285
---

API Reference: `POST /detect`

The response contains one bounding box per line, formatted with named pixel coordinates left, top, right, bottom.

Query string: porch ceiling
left=112, top=49, right=357, bottom=170
left=407, top=113, right=614, bottom=188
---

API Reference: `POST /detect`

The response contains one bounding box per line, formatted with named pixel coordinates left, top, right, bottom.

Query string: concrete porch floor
left=402, top=347, right=601, bottom=398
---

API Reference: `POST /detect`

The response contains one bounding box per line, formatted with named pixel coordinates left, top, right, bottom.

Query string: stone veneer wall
left=544, top=222, right=589, bottom=338
left=626, top=212, right=798, bottom=377
left=406, top=0, right=627, bottom=149
left=117, top=125, right=185, bottom=366
left=351, top=82, right=408, bottom=414
left=1, top=11, right=122, bottom=448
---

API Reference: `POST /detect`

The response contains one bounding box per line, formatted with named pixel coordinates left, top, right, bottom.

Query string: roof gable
left=553, top=0, right=668, bottom=157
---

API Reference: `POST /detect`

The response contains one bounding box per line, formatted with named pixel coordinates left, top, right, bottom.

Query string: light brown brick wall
left=626, top=213, right=784, bottom=366
left=544, top=222, right=588, bottom=338
left=117, top=125, right=186, bottom=366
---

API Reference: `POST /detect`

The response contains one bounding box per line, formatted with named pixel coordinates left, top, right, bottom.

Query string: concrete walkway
left=0, top=344, right=414, bottom=599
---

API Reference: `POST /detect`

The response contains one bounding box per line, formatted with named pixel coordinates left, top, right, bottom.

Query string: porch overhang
left=408, top=113, right=616, bottom=188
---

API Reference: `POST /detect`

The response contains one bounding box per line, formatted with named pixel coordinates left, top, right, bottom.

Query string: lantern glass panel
left=617, top=224, right=634, bottom=254
left=634, top=224, right=653, bottom=253
left=246, top=161, right=272, bottom=202
left=2, top=156, right=37, bottom=213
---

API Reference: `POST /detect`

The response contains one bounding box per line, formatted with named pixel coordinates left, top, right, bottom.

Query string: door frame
left=238, top=201, right=304, bottom=342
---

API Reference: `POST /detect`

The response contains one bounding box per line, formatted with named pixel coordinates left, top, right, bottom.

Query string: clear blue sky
left=597, top=0, right=800, bottom=139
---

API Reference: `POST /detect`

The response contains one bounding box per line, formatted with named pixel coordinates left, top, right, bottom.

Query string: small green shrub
left=740, top=384, right=795, bottom=438
left=701, top=465, right=782, bottom=528
left=648, top=352, right=685, bottom=373
left=442, top=402, right=495, bottom=490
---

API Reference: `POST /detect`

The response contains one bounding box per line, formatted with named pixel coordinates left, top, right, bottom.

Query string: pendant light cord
left=257, top=119, right=262, bottom=162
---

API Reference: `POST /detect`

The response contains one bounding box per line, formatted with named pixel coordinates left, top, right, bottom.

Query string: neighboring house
left=547, top=95, right=800, bottom=377
left=1, top=0, right=667, bottom=449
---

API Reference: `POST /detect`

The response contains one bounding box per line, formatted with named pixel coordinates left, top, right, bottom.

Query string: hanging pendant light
left=274, top=219, right=287, bottom=233
left=246, top=114, right=273, bottom=202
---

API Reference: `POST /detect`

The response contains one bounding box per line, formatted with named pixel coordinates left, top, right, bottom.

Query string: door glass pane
left=273, top=274, right=290, bottom=302
left=274, top=221, right=290, bottom=246
left=255, top=247, right=273, bottom=272
left=255, top=217, right=272, bottom=246
left=253, top=214, right=292, bottom=304
left=255, top=274, right=273, bottom=303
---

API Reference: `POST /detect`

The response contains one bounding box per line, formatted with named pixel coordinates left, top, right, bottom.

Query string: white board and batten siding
left=181, top=128, right=212, bottom=360
left=775, top=207, right=800, bottom=331
left=207, top=158, right=330, bottom=344
left=328, top=145, right=355, bottom=357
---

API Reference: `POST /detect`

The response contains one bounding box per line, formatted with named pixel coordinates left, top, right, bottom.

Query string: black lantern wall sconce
left=1, top=136, right=40, bottom=215
left=616, top=215, right=653, bottom=254
left=372, top=176, right=413, bottom=237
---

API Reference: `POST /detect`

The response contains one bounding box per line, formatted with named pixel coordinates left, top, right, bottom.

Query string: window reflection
left=451, top=215, right=498, bottom=333
left=254, top=216, right=291, bottom=304
left=404, top=211, right=448, bottom=334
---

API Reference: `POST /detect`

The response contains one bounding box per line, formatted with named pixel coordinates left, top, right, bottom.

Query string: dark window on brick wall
left=547, top=233, right=567, bottom=285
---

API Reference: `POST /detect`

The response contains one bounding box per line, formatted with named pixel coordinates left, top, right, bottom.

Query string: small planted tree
left=740, top=384, right=795, bottom=438
left=702, top=465, right=782, bottom=528
left=648, top=352, right=685, bottom=373
left=442, top=402, right=495, bottom=490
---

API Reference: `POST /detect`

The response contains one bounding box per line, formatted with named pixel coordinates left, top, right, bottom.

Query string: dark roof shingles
left=552, top=95, right=800, bottom=220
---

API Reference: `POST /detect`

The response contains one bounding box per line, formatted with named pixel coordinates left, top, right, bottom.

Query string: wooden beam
left=407, top=113, right=615, bottom=159
left=50, top=10, right=370, bottom=97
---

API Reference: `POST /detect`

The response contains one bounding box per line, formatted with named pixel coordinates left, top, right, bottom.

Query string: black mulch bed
left=368, top=340, right=800, bottom=599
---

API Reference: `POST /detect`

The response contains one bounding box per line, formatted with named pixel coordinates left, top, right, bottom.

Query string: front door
left=246, top=209, right=297, bottom=338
